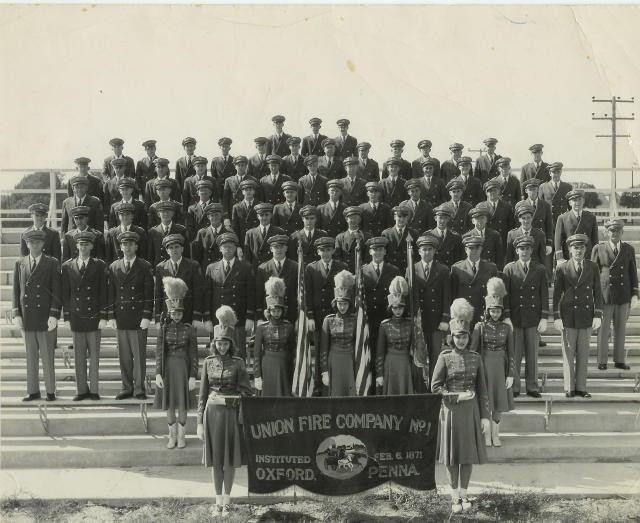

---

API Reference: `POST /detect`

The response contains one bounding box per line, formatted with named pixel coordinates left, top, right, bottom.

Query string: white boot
left=491, top=420, right=501, bottom=447
left=484, top=421, right=492, bottom=447
left=177, top=423, right=186, bottom=449
left=167, top=423, right=177, bottom=449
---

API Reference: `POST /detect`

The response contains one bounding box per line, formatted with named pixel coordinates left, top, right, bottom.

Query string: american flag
left=354, top=243, right=372, bottom=396
left=292, top=245, right=313, bottom=397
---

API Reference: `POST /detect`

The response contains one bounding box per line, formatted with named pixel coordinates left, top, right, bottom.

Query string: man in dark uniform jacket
left=484, top=178, right=517, bottom=245
left=317, top=139, right=346, bottom=180
left=359, top=182, right=393, bottom=237
left=503, top=235, right=549, bottom=397
left=317, top=180, right=347, bottom=238
left=185, top=179, right=214, bottom=240
left=222, top=156, right=257, bottom=225
left=243, top=203, right=285, bottom=271
left=102, top=137, right=135, bottom=180
left=147, top=178, right=184, bottom=229
left=20, top=203, right=62, bottom=261
left=409, top=234, right=452, bottom=381
left=281, top=136, right=307, bottom=181
left=147, top=201, right=189, bottom=268
left=427, top=203, right=464, bottom=268
left=273, top=181, right=303, bottom=236
left=401, top=179, right=435, bottom=234
left=190, top=203, right=232, bottom=271
left=107, top=176, right=147, bottom=230
left=265, top=115, right=292, bottom=157
left=288, top=205, right=327, bottom=266
left=493, top=157, right=522, bottom=207
left=12, top=229, right=62, bottom=401
left=554, top=189, right=599, bottom=262
left=135, top=140, right=158, bottom=192
left=301, top=117, right=327, bottom=157
left=362, top=236, right=401, bottom=373
left=143, top=158, right=181, bottom=209
left=339, top=157, right=368, bottom=207
left=334, top=207, right=370, bottom=273
left=67, top=157, right=104, bottom=202
left=334, top=118, right=358, bottom=159
left=104, top=159, right=138, bottom=219
left=446, top=179, right=473, bottom=235
left=62, top=206, right=105, bottom=262
left=411, top=139, right=441, bottom=179
left=524, top=177, right=555, bottom=280
left=174, top=136, right=197, bottom=190
left=61, top=230, right=108, bottom=401
left=591, top=219, right=639, bottom=371
left=540, top=162, right=573, bottom=223
left=357, top=142, right=380, bottom=182
left=210, top=137, right=236, bottom=196
left=182, top=156, right=216, bottom=212
left=473, top=138, right=501, bottom=184
left=299, top=155, right=329, bottom=206
left=381, top=139, right=412, bottom=180
left=553, top=233, right=603, bottom=397
left=456, top=156, right=484, bottom=207
left=260, top=155, right=292, bottom=205
left=106, top=231, right=154, bottom=400
left=464, top=202, right=505, bottom=269
left=417, top=158, right=448, bottom=208
left=381, top=205, right=418, bottom=274
left=231, top=178, right=260, bottom=251
left=256, top=235, right=298, bottom=323
left=505, top=201, right=547, bottom=265
left=440, top=143, right=464, bottom=183
left=153, top=234, right=204, bottom=325
left=379, top=157, right=408, bottom=208
left=248, top=137, right=271, bottom=180
left=203, top=233, right=256, bottom=359
left=61, top=176, right=104, bottom=234
left=520, top=143, right=550, bottom=183
left=104, top=202, right=148, bottom=265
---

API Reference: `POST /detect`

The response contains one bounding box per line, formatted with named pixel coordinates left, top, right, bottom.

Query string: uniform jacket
left=338, top=175, right=368, bottom=207
left=12, top=255, right=61, bottom=331
left=379, top=176, right=407, bottom=209
left=417, top=176, right=448, bottom=208
left=319, top=313, right=357, bottom=373
left=288, top=228, right=328, bottom=266
left=185, top=201, right=212, bottom=240
left=20, top=225, right=61, bottom=261
left=505, top=227, right=547, bottom=265
left=147, top=223, right=190, bottom=268
left=256, top=258, right=298, bottom=323
left=304, top=259, right=348, bottom=321
left=66, top=174, right=105, bottom=202
left=108, top=199, right=147, bottom=230
left=408, top=260, right=452, bottom=332
left=147, top=199, right=184, bottom=229
left=457, top=174, right=485, bottom=207
left=401, top=199, right=435, bottom=234
left=281, top=154, right=307, bottom=181
left=359, top=158, right=380, bottom=182
left=427, top=227, right=465, bottom=268
left=487, top=199, right=517, bottom=244
left=590, top=241, right=639, bottom=305
left=248, top=154, right=270, bottom=180
left=222, top=175, right=259, bottom=219
left=474, top=154, right=501, bottom=184
left=492, top=174, right=522, bottom=207
left=102, top=155, right=135, bottom=179
left=253, top=319, right=296, bottom=379
left=273, top=201, right=303, bottom=236
left=450, top=258, right=499, bottom=323
left=440, top=160, right=461, bottom=183
left=301, top=133, right=327, bottom=157
left=503, top=260, right=549, bottom=328
left=61, top=195, right=104, bottom=234
left=358, top=201, right=393, bottom=237
left=103, top=177, right=140, bottom=217
left=61, top=257, right=108, bottom=332
left=334, top=229, right=371, bottom=273
left=62, top=227, right=105, bottom=263
left=520, top=161, right=550, bottom=183
left=153, top=257, right=204, bottom=324
left=259, top=173, right=292, bottom=205
left=107, top=257, right=154, bottom=329
left=231, top=200, right=260, bottom=249
left=210, top=155, right=236, bottom=182
left=470, top=320, right=515, bottom=378
left=135, top=156, right=158, bottom=192
left=104, top=225, right=148, bottom=265
left=203, top=258, right=255, bottom=323
left=190, top=224, right=233, bottom=271
left=143, top=177, right=182, bottom=209
left=334, top=135, right=358, bottom=159
left=528, top=197, right=553, bottom=245
left=363, top=261, right=400, bottom=323
left=155, top=322, right=199, bottom=383
left=448, top=200, right=473, bottom=235
left=182, top=174, right=217, bottom=212
left=266, top=133, right=292, bottom=157
left=317, top=155, right=346, bottom=180
left=299, top=173, right=329, bottom=206
left=318, top=201, right=348, bottom=238
left=463, top=227, right=505, bottom=270
left=175, top=156, right=196, bottom=190
left=243, top=225, right=285, bottom=271
left=539, top=180, right=572, bottom=222
left=553, top=258, right=603, bottom=328
left=381, top=226, right=418, bottom=273
left=554, top=210, right=599, bottom=261
left=411, top=156, right=441, bottom=179
left=375, top=318, right=413, bottom=376
left=381, top=158, right=412, bottom=181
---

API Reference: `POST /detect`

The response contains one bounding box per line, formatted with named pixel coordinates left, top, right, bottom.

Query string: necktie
left=454, top=202, right=458, bottom=213
left=307, top=231, right=312, bottom=242
left=576, top=262, right=582, bottom=276
left=424, top=264, right=430, bottom=280
left=125, top=260, right=131, bottom=273
left=288, top=203, right=293, bottom=213
left=30, top=257, right=35, bottom=272
left=328, top=158, right=332, bottom=168
left=375, top=264, right=380, bottom=277
left=373, top=204, right=377, bottom=212
left=390, top=178, right=396, bottom=191
left=80, top=260, right=86, bottom=274
left=225, top=261, right=230, bottom=275
left=554, top=182, right=558, bottom=192
left=325, top=262, right=330, bottom=276
left=261, top=227, right=266, bottom=239
left=523, top=263, right=528, bottom=274
left=276, top=260, right=282, bottom=273
left=172, top=261, right=178, bottom=275
left=164, top=226, right=169, bottom=236
left=472, top=263, right=477, bottom=275
left=614, top=245, right=619, bottom=256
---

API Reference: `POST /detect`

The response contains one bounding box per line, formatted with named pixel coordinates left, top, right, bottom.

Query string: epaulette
left=380, top=318, right=391, bottom=325
left=440, top=348, right=453, bottom=354
left=232, top=356, right=245, bottom=362
left=203, top=354, right=215, bottom=360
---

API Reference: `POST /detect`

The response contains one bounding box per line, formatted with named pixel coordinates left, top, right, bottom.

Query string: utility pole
left=592, top=96, right=635, bottom=215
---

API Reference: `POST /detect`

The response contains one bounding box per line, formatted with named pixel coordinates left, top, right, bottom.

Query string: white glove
left=108, top=319, right=118, bottom=330
left=47, top=317, right=58, bottom=331
left=631, top=296, right=639, bottom=308
left=556, top=258, right=567, bottom=265
left=204, top=320, right=214, bottom=333
left=140, top=319, right=150, bottom=330
left=437, top=322, right=449, bottom=332
left=197, top=423, right=204, bottom=440
left=245, top=319, right=254, bottom=334
left=457, top=390, right=476, bottom=401
left=254, top=377, right=263, bottom=391
left=505, top=376, right=514, bottom=389
left=224, top=218, right=232, bottom=229
left=376, top=377, right=384, bottom=387
left=12, top=316, right=23, bottom=329
left=545, top=246, right=553, bottom=255
left=592, top=317, right=602, bottom=330
left=188, top=377, right=196, bottom=391
left=537, top=318, right=548, bottom=334
left=554, top=319, right=563, bottom=331
left=307, top=319, right=316, bottom=332
left=322, top=372, right=329, bottom=387
left=155, top=374, right=164, bottom=389
left=192, top=320, right=203, bottom=330
left=98, top=319, right=108, bottom=330
left=503, top=318, right=513, bottom=329
left=481, top=418, right=491, bottom=435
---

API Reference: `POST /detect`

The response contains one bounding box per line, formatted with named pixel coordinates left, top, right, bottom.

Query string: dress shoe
left=73, top=393, right=91, bottom=401
left=513, top=391, right=520, bottom=398
left=134, top=393, right=148, bottom=400
left=598, top=364, right=607, bottom=370
left=614, top=362, right=631, bottom=370
left=115, top=391, right=133, bottom=400
left=575, top=390, right=591, bottom=398
left=526, top=391, right=542, bottom=398
left=89, top=393, right=101, bottom=400
left=46, top=393, right=56, bottom=401
left=538, top=340, right=547, bottom=347
left=565, top=391, right=575, bottom=398
left=22, top=392, right=41, bottom=402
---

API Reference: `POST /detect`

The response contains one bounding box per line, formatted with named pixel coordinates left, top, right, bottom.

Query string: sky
left=1, top=4, right=639, bottom=188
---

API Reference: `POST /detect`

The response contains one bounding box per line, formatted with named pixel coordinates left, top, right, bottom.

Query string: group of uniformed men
left=12, top=115, right=638, bottom=402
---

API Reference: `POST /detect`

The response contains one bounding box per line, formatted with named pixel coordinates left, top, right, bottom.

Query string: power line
left=592, top=96, right=635, bottom=168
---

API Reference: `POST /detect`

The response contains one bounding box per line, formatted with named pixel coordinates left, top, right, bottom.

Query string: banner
left=242, top=395, right=441, bottom=495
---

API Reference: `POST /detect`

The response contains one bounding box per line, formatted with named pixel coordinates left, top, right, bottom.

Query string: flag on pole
left=354, top=243, right=372, bottom=396
left=292, top=245, right=313, bottom=397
